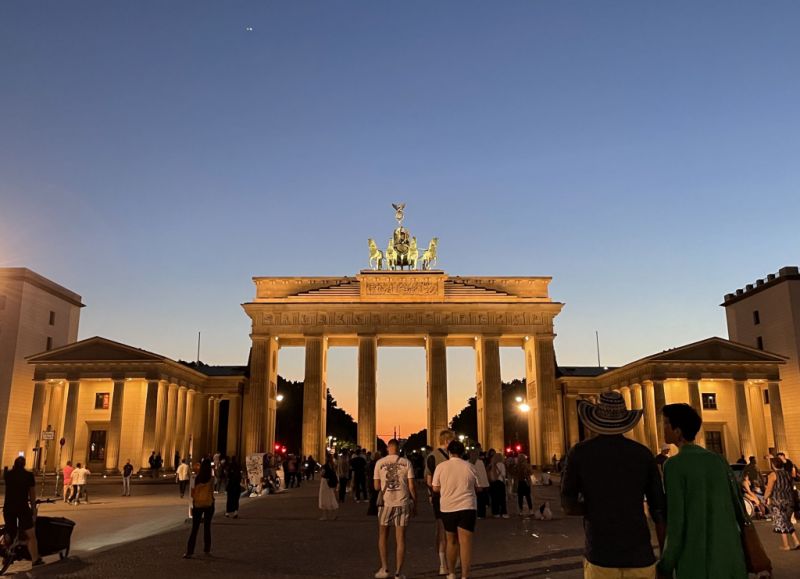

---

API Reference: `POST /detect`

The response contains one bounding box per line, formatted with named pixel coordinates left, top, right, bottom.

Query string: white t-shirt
left=472, top=460, right=490, bottom=489
left=432, top=457, right=478, bottom=513
left=71, top=467, right=90, bottom=485
left=374, top=455, right=414, bottom=508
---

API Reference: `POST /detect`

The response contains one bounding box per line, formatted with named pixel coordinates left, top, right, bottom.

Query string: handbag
left=728, top=469, right=772, bottom=575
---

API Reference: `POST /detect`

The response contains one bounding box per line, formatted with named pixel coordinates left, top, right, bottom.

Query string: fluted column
left=523, top=338, right=540, bottom=464
left=44, top=381, right=65, bottom=470
left=642, top=381, right=658, bottom=452
left=620, top=386, right=633, bottom=439
left=426, top=334, right=449, bottom=448
left=27, top=381, right=48, bottom=470
left=631, top=384, right=646, bottom=444
left=140, top=380, right=159, bottom=468
left=105, top=379, right=126, bottom=473
left=162, top=384, right=178, bottom=465
left=733, top=380, right=754, bottom=458
left=227, top=395, right=241, bottom=457
left=174, top=387, right=187, bottom=463
left=565, top=394, right=579, bottom=449
left=687, top=380, right=705, bottom=447
left=767, top=381, right=789, bottom=452
left=184, top=389, right=195, bottom=460
left=153, top=381, right=168, bottom=462
left=475, top=336, right=502, bottom=452
left=533, top=335, right=562, bottom=462
left=207, top=396, right=217, bottom=454
left=61, top=380, right=81, bottom=465
left=357, top=335, right=378, bottom=452
left=302, top=335, right=327, bottom=459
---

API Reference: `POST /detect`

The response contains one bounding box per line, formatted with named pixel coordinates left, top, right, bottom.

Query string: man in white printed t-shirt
left=432, top=439, right=479, bottom=579
left=373, top=439, right=417, bottom=579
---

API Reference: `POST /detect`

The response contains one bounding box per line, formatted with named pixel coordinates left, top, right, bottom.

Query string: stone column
left=184, top=389, right=196, bottom=460
left=162, top=384, right=179, bottom=466
left=207, top=396, right=218, bottom=454
left=105, top=379, right=126, bottom=473
left=641, top=381, right=658, bottom=452
left=61, top=380, right=81, bottom=465
left=244, top=336, right=276, bottom=456
left=767, top=381, right=789, bottom=452
left=631, top=384, right=646, bottom=444
left=475, top=336, right=503, bottom=452
left=153, top=381, right=168, bottom=462
left=227, top=395, right=241, bottom=457
left=174, top=387, right=187, bottom=461
left=733, top=380, right=754, bottom=458
left=195, top=393, right=209, bottom=459
left=357, top=335, right=378, bottom=452
left=302, top=335, right=327, bottom=459
left=533, top=335, right=562, bottom=463
left=140, top=380, right=159, bottom=468
left=27, top=381, right=48, bottom=467
left=426, top=334, right=449, bottom=448
left=687, top=380, right=705, bottom=447
left=44, top=381, right=65, bottom=470
left=523, top=338, right=540, bottom=464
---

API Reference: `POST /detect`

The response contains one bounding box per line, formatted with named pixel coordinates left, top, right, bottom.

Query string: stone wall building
left=0, top=268, right=83, bottom=468
left=723, top=266, right=800, bottom=461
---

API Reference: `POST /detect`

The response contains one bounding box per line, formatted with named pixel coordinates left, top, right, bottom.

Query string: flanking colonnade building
left=14, top=267, right=795, bottom=472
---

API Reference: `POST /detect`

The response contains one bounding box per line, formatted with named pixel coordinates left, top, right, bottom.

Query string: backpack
left=192, top=481, right=214, bottom=508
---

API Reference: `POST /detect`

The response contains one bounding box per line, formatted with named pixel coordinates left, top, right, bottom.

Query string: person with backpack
left=183, top=458, right=215, bottom=558
left=319, top=453, right=339, bottom=521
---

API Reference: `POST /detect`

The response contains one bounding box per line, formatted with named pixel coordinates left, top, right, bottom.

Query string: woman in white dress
left=319, top=453, right=339, bottom=520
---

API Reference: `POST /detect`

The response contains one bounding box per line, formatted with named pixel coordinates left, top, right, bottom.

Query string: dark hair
left=447, top=439, right=466, bottom=456
left=196, top=458, right=213, bottom=484
left=661, top=403, right=702, bottom=441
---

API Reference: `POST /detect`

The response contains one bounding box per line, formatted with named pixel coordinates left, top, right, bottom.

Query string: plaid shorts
left=378, top=503, right=411, bottom=527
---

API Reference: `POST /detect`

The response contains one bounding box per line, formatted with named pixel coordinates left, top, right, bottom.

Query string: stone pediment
left=644, top=337, right=786, bottom=364
left=27, top=336, right=165, bottom=363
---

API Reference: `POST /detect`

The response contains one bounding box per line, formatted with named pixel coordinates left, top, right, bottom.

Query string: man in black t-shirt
left=3, top=456, right=42, bottom=566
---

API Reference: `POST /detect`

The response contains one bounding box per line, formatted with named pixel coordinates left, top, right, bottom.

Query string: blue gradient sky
left=2, top=2, right=799, bottom=434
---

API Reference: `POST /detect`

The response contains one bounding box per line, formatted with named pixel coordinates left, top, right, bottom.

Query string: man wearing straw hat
left=561, top=391, right=666, bottom=579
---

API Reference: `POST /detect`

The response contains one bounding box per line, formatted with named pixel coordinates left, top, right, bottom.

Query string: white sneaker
left=374, top=569, right=390, bottom=579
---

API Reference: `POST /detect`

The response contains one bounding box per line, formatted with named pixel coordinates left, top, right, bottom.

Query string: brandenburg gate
left=241, top=206, right=563, bottom=463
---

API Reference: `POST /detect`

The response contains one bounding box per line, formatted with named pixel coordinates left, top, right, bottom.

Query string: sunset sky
left=2, top=2, right=800, bottom=435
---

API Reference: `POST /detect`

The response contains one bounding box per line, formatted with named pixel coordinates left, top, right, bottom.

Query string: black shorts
left=441, top=509, right=477, bottom=533
left=3, top=506, right=34, bottom=538
left=432, top=493, right=442, bottom=519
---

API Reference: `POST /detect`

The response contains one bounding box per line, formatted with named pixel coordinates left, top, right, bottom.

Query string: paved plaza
left=0, top=477, right=791, bottom=578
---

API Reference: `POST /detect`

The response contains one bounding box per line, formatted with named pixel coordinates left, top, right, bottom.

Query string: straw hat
left=577, top=391, right=643, bottom=435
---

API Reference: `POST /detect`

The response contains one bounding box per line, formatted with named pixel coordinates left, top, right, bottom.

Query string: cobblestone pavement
left=1, top=477, right=796, bottom=578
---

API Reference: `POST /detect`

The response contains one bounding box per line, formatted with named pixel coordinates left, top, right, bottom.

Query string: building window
left=94, top=393, right=110, bottom=410
left=756, top=336, right=764, bottom=350
left=701, top=393, right=717, bottom=410
left=764, top=389, right=770, bottom=405
left=49, top=311, right=55, bottom=325
left=753, top=310, right=760, bottom=325
left=46, top=337, right=53, bottom=351
left=705, top=430, right=725, bottom=456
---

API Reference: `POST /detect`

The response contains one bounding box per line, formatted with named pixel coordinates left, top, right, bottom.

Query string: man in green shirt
left=657, top=403, right=747, bottom=579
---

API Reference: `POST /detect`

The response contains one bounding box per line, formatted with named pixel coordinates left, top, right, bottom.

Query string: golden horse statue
left=385, top=238, right=399, bottom=270
left=368, top=238, right=384, bottom=270
left=421, top=237, right=439, bottom=270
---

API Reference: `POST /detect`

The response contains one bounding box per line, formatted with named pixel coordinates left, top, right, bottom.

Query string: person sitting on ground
left=2, top=457, right=43, bottom=567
